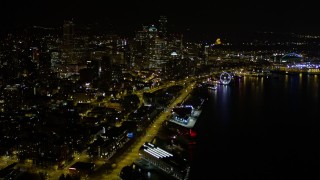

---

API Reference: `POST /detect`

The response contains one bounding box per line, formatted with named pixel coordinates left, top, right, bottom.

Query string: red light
left=189, top=129, right=197, bottom=138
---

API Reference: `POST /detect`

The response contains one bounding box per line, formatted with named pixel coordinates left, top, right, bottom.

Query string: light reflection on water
left=190, top=74, right=320, bottom=180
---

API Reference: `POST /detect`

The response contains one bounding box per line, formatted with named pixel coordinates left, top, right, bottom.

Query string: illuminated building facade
left=62, top=20, right=75, bottom=65
left=139, top=142, right=190, bottom=180
left=158, top=16, right=168, bottom=39
left=2, top=84, right=21, bottom=112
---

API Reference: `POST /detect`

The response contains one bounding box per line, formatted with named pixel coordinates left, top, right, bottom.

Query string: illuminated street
left=94, top=82, right=195, bottom=180
left=2, top=4, right=320, bottom=179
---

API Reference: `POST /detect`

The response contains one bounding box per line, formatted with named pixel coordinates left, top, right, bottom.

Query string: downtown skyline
left=1, top=1, right=320, bottom=179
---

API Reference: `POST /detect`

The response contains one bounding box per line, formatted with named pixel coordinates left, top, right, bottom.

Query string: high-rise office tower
left=63, top=20, right=74, bottom=50
left=158, top=16, right=167, bottom=39
left=62, top=20, right=75, bottom=65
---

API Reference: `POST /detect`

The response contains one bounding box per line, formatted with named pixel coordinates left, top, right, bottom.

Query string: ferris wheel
left=220, top=72, right=232, bottom=85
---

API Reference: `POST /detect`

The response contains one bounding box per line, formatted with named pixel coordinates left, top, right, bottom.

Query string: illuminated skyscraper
left=158, top=16, right=167, bottom=39
left=3, top=85, right=21, bottom=112
left=63, top=20, right=74, bottom=50
left=62, top=20, right=75, bottom=65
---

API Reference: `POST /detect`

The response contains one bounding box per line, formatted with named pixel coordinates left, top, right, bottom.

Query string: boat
left=208, top=85, right=217, bottom=90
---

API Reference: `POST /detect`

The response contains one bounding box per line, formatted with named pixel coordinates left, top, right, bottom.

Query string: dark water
left=190, top=74, right=320, bottom=180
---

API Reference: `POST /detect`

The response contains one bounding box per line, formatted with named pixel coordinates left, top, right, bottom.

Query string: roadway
left=93, top=81, right=196, bottom=180
left=0, top=79, right=196, bottom=179
left=46, top=80, right=190, bottom=179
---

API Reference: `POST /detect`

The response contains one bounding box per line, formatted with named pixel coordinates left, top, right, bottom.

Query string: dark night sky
left=1, top=0, right=320, bottom=35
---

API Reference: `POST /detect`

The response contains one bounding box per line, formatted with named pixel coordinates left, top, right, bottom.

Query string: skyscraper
left=158, top=16, right=167, bottom=39
left=63, top=20, right=74, bottom=50
left=62, top=20, right=75, bottom=65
